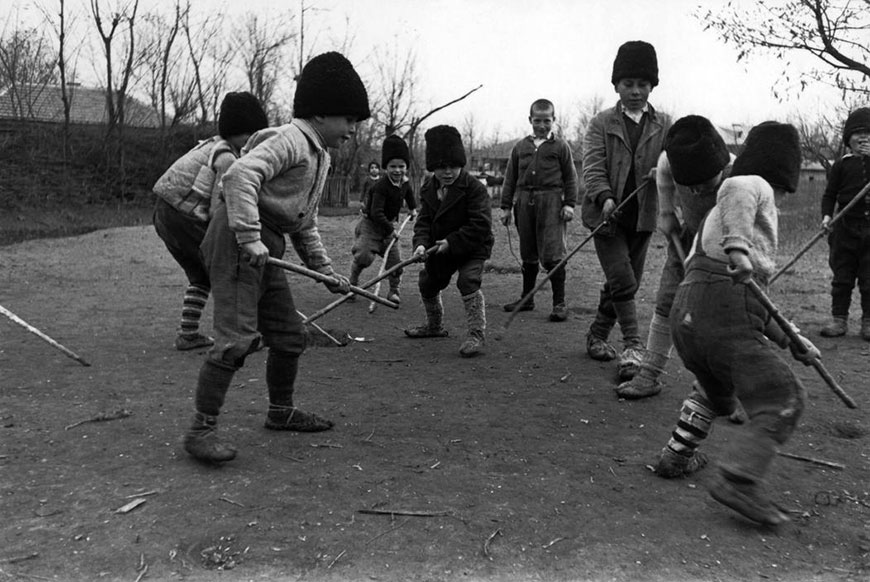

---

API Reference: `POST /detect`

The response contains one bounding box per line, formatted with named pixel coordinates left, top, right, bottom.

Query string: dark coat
left=413, top=169, right=493, bottom=260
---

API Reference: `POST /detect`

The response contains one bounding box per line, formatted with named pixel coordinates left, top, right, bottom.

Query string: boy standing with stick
left=182, top=52, right=369, bottom=464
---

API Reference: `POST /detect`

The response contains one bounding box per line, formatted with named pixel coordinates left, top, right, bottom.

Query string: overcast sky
left=9, top=0, right=838, bottom=138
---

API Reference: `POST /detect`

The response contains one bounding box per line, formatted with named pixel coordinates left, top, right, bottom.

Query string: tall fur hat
left=611, top=41, right=659, bottom=87
left=843, top=107, right=870, bottom=146
left=665, top=115, right=730, bottom=185
left=731, top=121, right=801, bottom=192
left=218, top=92, right=268, bottom=139
left=293, top=51, right=371, bottom=121
left=425, top=125, right=466, bottom=171
left=381, top=135, right=410, bottom=167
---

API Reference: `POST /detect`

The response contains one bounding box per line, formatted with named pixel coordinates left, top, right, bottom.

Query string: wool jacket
left=656, top=151, right=736, bottom=235
left=821, top=153, right=870, bottom=220
left=221, top=118, right=334, bottom=274
left=413, top=169, right=494, bottom=261
left=688, top=175, right=779, bottom=281
left=499, top=135, right=578, bottom=210
left=364, top=175, right=417, bottom=236
left=581, top=102, right=671, bottom=232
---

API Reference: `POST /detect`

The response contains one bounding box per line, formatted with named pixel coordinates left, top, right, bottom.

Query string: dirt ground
left=1, top=213, right=869, bottom=582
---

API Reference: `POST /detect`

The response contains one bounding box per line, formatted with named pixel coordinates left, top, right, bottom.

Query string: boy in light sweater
left=182, top=52, right=370, bottom=464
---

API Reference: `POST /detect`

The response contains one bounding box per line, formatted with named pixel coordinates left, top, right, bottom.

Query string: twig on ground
left=0, top=553, right=38, bottom=564
left=542, top=537, right=566, bottom=549
left=482, top=528, right=502, bottom=559
left=777, top=451, right=845, bottom=470
left=327, top=549, right=346, bottom=569
left=123, top=490, right=160, bottom=499
left=65, top=408, right=132, bottom=430
left=358, top=508, right=450, bottom=517
left=219, top=497, right=245, bottom=507
left=310, top=443, right=343, bottom=449
left=364, top=518, right=410, bottom=546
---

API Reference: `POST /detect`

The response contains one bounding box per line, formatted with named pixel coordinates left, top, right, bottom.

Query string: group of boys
left=152, top=42, right=869, bottom=528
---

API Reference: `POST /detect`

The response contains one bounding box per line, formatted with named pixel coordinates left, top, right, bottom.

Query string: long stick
left=296, top=310, right=344, bottom=347
left=769, top=179, right=870, bottom=285
left=369, top=213, right=413, bottom=314
left=303, top=249, right=434, bottom=325
left=0, top=304, right=90, bottom=366
left=744, top=279, right=857, bottom=409
left=266, top=258, right=398, bottom=309
left=669, top=231, right=687, bottom=264
left=501, top=178, right=651, bottom=332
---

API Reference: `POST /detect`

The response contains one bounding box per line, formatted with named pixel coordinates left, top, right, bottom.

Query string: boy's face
left=615, top=78, right=653, bottom=112
left=433, top=165, right=462, bottom=186
left=848, top=130, right=870, bottom=154
left=386, top=159, right=407, bottom=181
left=529, top=108, right=554, bottom=139
left=368, top=163, right=380, bottom=177
left=315, top=115, right=359, bottom=148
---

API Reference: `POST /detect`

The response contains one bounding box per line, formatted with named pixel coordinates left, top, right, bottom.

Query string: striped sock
left=666, top=391, right=715, bottom=458
left=180, top=285, right=209, bottom=337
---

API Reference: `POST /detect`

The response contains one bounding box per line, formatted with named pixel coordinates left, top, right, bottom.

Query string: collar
left=293, top=118, right=326, bottom=151
left=528, top=132, right=553, bottom=142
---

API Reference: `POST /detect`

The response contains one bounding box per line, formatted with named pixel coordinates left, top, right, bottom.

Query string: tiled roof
left=0, top=84, right=161, bottom=127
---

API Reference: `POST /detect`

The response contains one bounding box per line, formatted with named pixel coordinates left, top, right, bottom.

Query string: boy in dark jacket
left=819, top=107, right=870, bottom=340
left=349, top=134, right=417, bottom=303
left=404, top=125, right=494, bottom=357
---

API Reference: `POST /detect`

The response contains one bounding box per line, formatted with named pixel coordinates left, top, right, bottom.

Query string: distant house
left=0, top=83, right=161, bottom=128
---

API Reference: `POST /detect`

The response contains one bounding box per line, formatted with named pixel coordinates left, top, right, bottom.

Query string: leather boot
left=459, top=290, right=486, bottom=357
left=405, top=294, right=449, bottom=338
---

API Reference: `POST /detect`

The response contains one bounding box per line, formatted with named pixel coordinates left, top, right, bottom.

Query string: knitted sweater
left=364, top=176, right=417, bottom=236
left=820, top=153, right=870, bottom=220
left=221, top=118, right=334, bottom=274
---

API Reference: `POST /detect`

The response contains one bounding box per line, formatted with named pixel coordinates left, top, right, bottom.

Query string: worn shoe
left=549, top=303, right=569, bottom=322
left=709, top=475, right=790, bottom=526
left=175, top=333, right=214, bottom=351
left=503, top=298, right=534, bottom=312
left=183, top=418, right=237, bottom=463
left=265, top=405, right=334, bottom=432
left=459, top=333, right=485, bottom=358
left=861, top=318, right=870, bottom=341
left=586, top=333, right=617, bottom=361
left=404, top=324, right=449, bottom=338
left=615, top=373, right=662, bottom=399
left=820, top=317, right=847, bottom=337
left=654, top=447, right=707, bottom=478
left=617, top=345, right=645, bottom=380
left=387, top=290, right=401, bottom=304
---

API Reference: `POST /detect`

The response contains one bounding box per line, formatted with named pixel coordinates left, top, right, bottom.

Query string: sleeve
left=445, top=180, right=493, bottom=256
left=412, top=181, right=435, bottom=250
left=222, top=129, right=294, bottom=245
left=717, top=176, right=769, bottom=256
left=289, top=219, right=334, bottom=275
left=500, top=145, right=520, bottom=210
left=656, top=151, right=677, bottom=227
left=209, top=149, right=238, bottom=219
left=582, top=113, right=614, bottom=205
left=821, top=160, right=841, bottom=217
left=403, top=182, right=417, bottom=212
left=560, top=141, right=578, bottom=208
left=368, top=184, right=393, bottom=235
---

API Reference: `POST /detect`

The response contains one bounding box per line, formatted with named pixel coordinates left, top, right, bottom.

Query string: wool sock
left=181, top=284, right=210, bottom=336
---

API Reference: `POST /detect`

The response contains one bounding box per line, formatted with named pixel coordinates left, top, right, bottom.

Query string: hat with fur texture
left=293, top=52, right=370, bottom=121
left=381, top=135, right=410, bottom=167
left=665, top=115, right=730, bottom=185
left=611, top=41, right=659, bottom=87
left=425, top=125, right=466, bottom=171
left=843, top=107, right=870, bottom=146
left=731, top=121, right=801, bottom=192
left=218, top=92, right=268, bottom=139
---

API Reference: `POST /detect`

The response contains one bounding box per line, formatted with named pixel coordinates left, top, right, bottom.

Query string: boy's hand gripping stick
left=266, top=258, right=398, bottom=309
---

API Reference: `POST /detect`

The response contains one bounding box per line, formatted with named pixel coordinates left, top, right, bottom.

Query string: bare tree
left=136, top=0, right=185, bottom=132
left=180, top=5, right=227, bottom=126
left=698, top=0, right=870, bottom=98
left=462, top=112, right=478, bottom=172
left=89, top=0, right=140, bottom=131
left=0, top=26, right=57, bottom=118
left=232, top=11, right=296, bottom=116
left=372, top=40, right=418, bottom=136
left=562, top=95, right=605, bottom=163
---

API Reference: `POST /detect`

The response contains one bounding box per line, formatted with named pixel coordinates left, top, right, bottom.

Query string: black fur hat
left=843, top=107, right=870, bottom=146
left=218, top=92, right=268, bottom=139
left=425, top=125, right=466, bottom=171
left=293, top=52, right=371, bottom=121
left=731, top=121, right=801, bottom=192
left=381, top=135, right=410, bottom=167
left=611, top=41, right=659, bottom=87
left=665, top=115, right=730, bottom=185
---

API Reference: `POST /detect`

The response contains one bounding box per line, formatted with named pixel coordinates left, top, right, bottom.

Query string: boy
left=404, top=125, right=494, bottom=357
left=500, top=98, right=578, bottom=322
left=580, top=40, right=672, bottom=380
left=653, top=122, right=820, bottom=526
left=182, top=52, right=369, bottom=464
left=153, top=92, right=268, bottom=350
left=360, top=160, right=380, bottom=205
left=616, top=115, right=733, bottom=399
left=820, top=107, right=870, bottom=340
left=349, top=134, right=417, bottom=304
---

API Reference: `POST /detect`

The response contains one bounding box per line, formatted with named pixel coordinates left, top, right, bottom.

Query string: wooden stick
left=303, top=247, right=436, bottom=325
left=357, top=508, right=450, bottom=517
left=266, top=258, right=398, bottom=309
left=769, top=179, right=870, bottom=285
left=0, top=304, right=90, bottom=366
left=745, top=279, right=857, bottom=409
left=777, top=450, right=845, bottom=470
left=669, top=231, right=687, bottom=264
left=369, top=213, right=413, bottom=314
left=296, top=310, right=343, bottom=347
left=500, top=178, right=651, bottom=333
